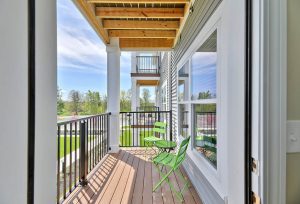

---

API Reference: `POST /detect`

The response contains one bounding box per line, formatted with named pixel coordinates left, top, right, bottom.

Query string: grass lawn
left=58, top=137, right=80, bottom=159
left=58, top=136, right=95, bottom=159
left=120, top=129, right=154, bottom=147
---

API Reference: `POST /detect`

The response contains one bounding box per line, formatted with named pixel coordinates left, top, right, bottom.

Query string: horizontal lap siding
left=170, top=0, right=222, bottom=140
left=171, top=52, right=178, bottom=140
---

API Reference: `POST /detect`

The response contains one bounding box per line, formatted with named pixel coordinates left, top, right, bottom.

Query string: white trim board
left=183, top=155, right=225, bottom=204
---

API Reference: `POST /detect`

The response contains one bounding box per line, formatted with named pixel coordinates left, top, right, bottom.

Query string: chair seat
left=144, top=136, right=163, bottom=142
left=153, top=152, right=176, bottom=167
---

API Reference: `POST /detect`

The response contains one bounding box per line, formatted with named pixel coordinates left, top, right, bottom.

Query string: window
left=178, top=61, right=190, bottom=138
left=179, top=104, right=189, bottom=138
left=178, top=62, right=189, bottom=102
left=192, top=30, right=218, bottom=167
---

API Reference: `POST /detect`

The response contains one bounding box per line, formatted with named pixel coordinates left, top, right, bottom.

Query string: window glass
left=191, top=30, right=218, bottom=168
left=194, top=104, right=217, bottom=167
left=179, top=104, right=189, bottom=138
left=191, top=30, right=217, bottom=100
left=178, top=62, right=189, bottom=102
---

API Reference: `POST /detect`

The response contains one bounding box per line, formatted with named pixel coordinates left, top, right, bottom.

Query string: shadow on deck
left=63, top=148, right=202, bottom=204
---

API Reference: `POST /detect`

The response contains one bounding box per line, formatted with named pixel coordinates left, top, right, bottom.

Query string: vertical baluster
left=57, top=125, right=60, bottom=204
left=87, top=118, right=90, bottom=172
left=101, top=115, right=103, bottom=158
left=69, top=123, right=72, bottom=192
left=93, top=117, right=95, bottom=168
left=132, top=112, right=135, bottom=147
left=63, top=124, right=67, bottom=198
left=121, top=113, right=123, bottom=147
left=74, top=121, right=77, bottom=185
left=96, top=116, right=98, bottom=163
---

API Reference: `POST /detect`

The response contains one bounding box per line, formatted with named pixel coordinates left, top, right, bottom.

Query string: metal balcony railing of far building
left=136, top=56, right=160, bottom=74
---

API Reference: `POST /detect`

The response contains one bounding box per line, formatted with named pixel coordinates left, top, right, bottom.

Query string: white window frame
left=176, top=4, right=226, bottom=198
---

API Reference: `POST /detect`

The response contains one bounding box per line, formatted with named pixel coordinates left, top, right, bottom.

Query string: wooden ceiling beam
left=88, top=0, right=189, bottom=4
left=73, top=0, right=109, bottom=43
left=119, top=38, right=174, bottom=49
left=109, top=30, right=177, bottom=38
left=96, top=7, right=184, bottom=18
left=103, top=20, right=180, bottom=29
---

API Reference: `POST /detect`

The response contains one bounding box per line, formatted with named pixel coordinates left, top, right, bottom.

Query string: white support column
left=107, top=38, right=121, bottom=153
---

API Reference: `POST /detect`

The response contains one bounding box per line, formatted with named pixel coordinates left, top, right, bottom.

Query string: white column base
left=109, top=145, right=120, bottom=153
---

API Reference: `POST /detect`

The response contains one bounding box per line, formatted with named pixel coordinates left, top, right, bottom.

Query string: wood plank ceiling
left=74, top=0, right=191, bottom=50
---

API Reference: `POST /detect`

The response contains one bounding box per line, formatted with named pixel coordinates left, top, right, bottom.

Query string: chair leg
left=153, top=165, right=184, bottom=202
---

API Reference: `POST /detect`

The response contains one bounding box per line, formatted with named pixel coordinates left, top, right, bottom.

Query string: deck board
left=63, top=148, right=203, bottom=204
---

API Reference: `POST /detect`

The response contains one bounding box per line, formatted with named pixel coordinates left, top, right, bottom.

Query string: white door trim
left=260, top=0, right=287, bottom=203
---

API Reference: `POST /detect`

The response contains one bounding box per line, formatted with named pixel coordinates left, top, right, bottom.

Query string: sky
left=191, top=52, right=217, bottom=99
left=57, top=0, right=131, bottom=100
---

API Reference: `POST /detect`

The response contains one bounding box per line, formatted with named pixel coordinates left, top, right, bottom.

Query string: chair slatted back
left=174, top=136, right=190, bottom=169
left=153, top=121, right=167, bottom=138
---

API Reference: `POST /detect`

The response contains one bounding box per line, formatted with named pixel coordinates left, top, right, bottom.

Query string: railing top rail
left=57, top=112, right=111, bottom=126
left=120, top=110, right=171, bottom=114
left=136, top=56, right=160, bottom=58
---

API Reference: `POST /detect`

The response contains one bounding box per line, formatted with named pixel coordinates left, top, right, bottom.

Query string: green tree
left=120, top=90, right=131, bottom=112
left=84, top=90, right=102, bottom=114
left=101, top=94, right=107, bottom=113
left=140, top=88, right=152, bottom=107
left=68, top=90, right=81, bottom=115
left=57, top=86, right=64, bottom=115
left=198, top=90, right=212, bottom=100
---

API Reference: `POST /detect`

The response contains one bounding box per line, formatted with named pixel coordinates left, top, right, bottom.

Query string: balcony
left=62, top=148, right=202, bottom=204
left=131, top=56, right=161, bottom=77
left=57, top=111, right=202, bottom=204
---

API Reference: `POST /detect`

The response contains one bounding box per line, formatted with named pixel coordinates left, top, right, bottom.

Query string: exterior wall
left=0, top=1, right=28, bottom=202
left=168, top=0, right=246, bottom=203
left=159, top=52, right=171, bottom=111
left=286, top=0, right=300, bottom=203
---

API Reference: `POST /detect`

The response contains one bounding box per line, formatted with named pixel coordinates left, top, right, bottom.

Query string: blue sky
left=57, top=0, right=131, bottom=100
left=191, top=52, right=217, bottom=99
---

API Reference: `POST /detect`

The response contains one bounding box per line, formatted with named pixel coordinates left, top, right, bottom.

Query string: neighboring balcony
left=131, top=56, right=161, bottom=77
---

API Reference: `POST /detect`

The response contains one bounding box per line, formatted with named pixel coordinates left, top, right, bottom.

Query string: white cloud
left=57, top=0, right=107, bottom=75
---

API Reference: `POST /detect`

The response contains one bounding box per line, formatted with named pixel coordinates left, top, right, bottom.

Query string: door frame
left=252, top=0, right=287, bottom=203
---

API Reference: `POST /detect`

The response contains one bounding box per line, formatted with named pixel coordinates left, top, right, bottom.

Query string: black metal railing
left=119, top=111, right=172, bottom=147
left=194, top=112, right=217, bottom=166
left=136, top=56, right=160, bottom=74
left=136, top=106, right=159, bottom=112
left=56, top=113, right=111, bottom=204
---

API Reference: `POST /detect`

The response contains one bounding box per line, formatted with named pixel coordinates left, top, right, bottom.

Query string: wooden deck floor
left=63, top=148, right=202, bottom=204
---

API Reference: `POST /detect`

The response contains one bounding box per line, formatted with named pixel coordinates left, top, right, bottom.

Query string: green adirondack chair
left=152, top=136, right=191, bottom=202
left=143, top=121, right=167, bottom=157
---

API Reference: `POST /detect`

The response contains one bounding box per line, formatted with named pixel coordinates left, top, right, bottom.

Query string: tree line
left=57, top=87, right=131, bottom=116
left=57, top=87, right=155, bottom=116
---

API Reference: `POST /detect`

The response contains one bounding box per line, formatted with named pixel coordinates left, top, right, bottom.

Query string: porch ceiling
left=73, top=0, right=192, bottom=50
